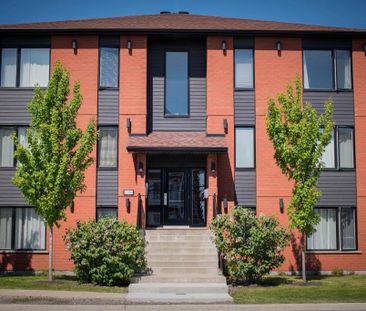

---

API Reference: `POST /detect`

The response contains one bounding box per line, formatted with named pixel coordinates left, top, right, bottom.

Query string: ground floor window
left=0, top=207, right=46, bottom=250
left=96, top=206, right=118, bottom=220
left=307, top=207, right=356, bottom=251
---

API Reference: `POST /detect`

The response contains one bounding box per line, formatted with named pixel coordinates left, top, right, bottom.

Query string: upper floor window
left=303, top=49, right=352, bottom=90
left=234, top=49, right=254, bottom=89
left=98, top=127, right=118, bottom=168
left=235, top=127, right=255, bottom=169
left=99, top=47, right=119, bottom=88
left=0, top=126, right=29, bottom=168
left=0, top=48, right=50, bottom=88
left=165, top=51, right=188, bottom=116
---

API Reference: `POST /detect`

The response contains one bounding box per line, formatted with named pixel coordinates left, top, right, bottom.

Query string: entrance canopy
left=127, top=132, right=227, bottom=153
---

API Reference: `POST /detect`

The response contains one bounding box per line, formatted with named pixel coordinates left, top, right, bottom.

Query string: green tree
left=266, top=78, right=333, bottom=282
left=12, top=62, right=98, bottom=281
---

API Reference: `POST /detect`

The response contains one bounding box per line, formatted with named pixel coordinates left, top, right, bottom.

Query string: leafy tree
left=266, top=78, right=333, bottom=281
left=12, top=62, right=98, bottom=281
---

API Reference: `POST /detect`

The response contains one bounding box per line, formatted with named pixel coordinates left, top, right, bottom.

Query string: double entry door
left=146, top=168, right=206, bottom=227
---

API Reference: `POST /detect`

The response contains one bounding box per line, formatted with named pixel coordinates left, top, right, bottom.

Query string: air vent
left=160, top=11, right=171, bottom=14
left=178, top=11, right=189, bottom=14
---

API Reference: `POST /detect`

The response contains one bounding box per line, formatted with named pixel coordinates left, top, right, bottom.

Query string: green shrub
left=331, top=268, right=344, bottom=276
left=64, top=218, right=147, bottom=286
left=210, top=208, right=290, bottom=283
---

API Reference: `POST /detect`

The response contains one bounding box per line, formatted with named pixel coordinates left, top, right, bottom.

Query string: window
left=1, top=48, right=17, bottom=87
left=97, top=207, right=118, bottom=220
left=303, top=49, right=352, bottom=90
left=17, top=127, right=29, bottom=149
left=0, top=127, right=15, bottom=167
left=307, top=207, right=356, bottom=251
left=234, top=49, right=254, bottom=89
left=235, top=127, right=255, bottom=168
left=0, top=207, right=46, bottom=250
left=0, top=48, right=50, bottom=88
left=165, top=51, right=188, bottom=116
left=98, top=127, right=118, bottom=168
left=339, top=127, right=354, bottom=169
left=320, top=127, right=354, bottom=169
left=99, top=47, right=119, bottom=88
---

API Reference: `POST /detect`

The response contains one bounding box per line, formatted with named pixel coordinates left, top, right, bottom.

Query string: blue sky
left=1, top=0, right=366, bottom=29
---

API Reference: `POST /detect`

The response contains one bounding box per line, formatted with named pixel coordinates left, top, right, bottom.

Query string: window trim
left=306, top=206, right=357, bottom=252
left=0, top=206, right=47, bottom=251
left=0, top=47, right=51, bottom=89
left=98, top=45, right=120, bottom=90
left=96, top=206, right=118, bottom=221
left=302, top=48, right=353, bottom=92
left=97, top=125, right=119, bottom=169
left=235, top=126, right=256, bottom=170
left=234, top=48, right=255, bottom=91
left=164, top=49, right=190, bottom=118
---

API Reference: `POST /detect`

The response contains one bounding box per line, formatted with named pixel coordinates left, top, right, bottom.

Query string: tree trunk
left=301, top=234, right=307, bottom=282
left=48, top=224, right=53, bottom=282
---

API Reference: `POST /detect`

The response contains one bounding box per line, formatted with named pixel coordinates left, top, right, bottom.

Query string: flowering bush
left=64, top=218, right=147, bottom=286
left=211, top=208, right=290, bottom=283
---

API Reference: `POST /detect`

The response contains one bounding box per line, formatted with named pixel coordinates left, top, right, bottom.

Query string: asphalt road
left=0, top=304, right=366, bottom=311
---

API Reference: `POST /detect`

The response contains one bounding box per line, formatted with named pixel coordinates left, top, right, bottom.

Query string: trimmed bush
left=211, top=208, right=290, bottom=283
left=64, top=218, right=147, bottom=286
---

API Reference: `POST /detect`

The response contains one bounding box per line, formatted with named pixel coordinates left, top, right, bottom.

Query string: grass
left=0, top=274, right=127, bottom=293
left=232, top=275, right=366, bottom=304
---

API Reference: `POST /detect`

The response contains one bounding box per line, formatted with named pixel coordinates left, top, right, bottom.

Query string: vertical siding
left=234, top=90, right=255, bottom=125
left=98, top=89, right=119, bottom=125
left=148, top=38, right=206, bottom=131
left=96, top=170, right=118, bottom=206
left=304, top=92, right=354, bottom=126
left=235, top=170, right=256, bottom=206
left=0, top=169, right=29, bottom=206
left=0, top=89, right=34, bottom=124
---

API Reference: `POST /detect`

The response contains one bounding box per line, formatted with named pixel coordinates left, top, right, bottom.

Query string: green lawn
left=0, top=275, right=127, bottom=293
left=232, top=275, right=366, bottom=304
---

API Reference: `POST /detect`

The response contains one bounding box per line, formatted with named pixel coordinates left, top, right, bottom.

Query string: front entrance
left=146, top=168, right=206, bottom=227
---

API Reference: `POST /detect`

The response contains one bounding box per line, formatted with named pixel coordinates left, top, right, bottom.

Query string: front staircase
left=126, top=228, right=232, bottom=304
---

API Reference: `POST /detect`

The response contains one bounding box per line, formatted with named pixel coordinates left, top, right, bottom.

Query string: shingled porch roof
left=127, top=132, right=227, bottom=153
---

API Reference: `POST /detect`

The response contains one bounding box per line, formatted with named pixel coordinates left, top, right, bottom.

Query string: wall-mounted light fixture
left=138, top=161, right=144, bottom=174
left=126, top=198, right=131, bottom=213
left=223, top=197, right=228, bottom=212
left=223, top=119, right=228, bottom=133
left=211, top=161, right=216, bottom=174
left=221, top=40, right=227, bottom=54
left=127, top=40, right=132, bottom=54
left=276, top=41, right=282, bottom=56
left=72, top=39, right=77, bottom=55
left=126, top=117, right=131, bottom=131
left=279, top=198, right=284, bottom=214
left=70, top=200, right=74, bottom=213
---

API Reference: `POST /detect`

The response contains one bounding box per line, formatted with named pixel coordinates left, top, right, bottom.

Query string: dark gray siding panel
left=96, top=170, right=118, bottom=206
left=234, top=91, right=255, bottom=125
left=235, top=170, right=256, bottom=206
left=304, top=92, right=354, bottom=125
left=1, top=36, right=50, bottom=47
left=98, top=89, right=119, bottom=125
left=148, top=154, right=206, bottom=168
left=234, top=38, right=254, bottom=49
left=148, top=38, right=206, bottom=132
left=0, top=169, right=29, bottom=206
left=0, top=89, right=34, bottom=124
left=302, top=39, right=351, bottom=50
left=317, top=171, right=356, bottom=206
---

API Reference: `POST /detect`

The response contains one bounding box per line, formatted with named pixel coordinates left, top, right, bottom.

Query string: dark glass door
left=191, top=169, right=206, bottom=226
left=146, top=169, right=162, bottom=227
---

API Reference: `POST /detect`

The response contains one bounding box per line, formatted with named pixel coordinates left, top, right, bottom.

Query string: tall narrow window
left=20, top=48, right=50, bottom=87
left=234, top=49, right=253, bottom=89
left=339, top=127, right=354, bottom=168
left=235, top=127, right=254, bottom=168
left=165, top=51, right=188, bottom=116
left=1, top=48, right=17, bottom=87
left=0, top=208, right=13, bottom=249
left=0, top=128, right=15, bottom=167
left=321, top=129, right=335, bottom=168
left=336, top=50, right=352, bottom=90
left=341, top=208, right=356, bottom=250
left=99, top=47, right=119, bottom=88
left=98, top=127, right=118, bottom=168
left=303, top=50, right=333, bottom=89
left=18, top=127, right=29, bottom=149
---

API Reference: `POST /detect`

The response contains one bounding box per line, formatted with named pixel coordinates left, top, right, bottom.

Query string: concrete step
left=150, top=267, right=220, bottom=275
left=126, top=292, right=233, bottom=304
left=148, top=260, right=218, bottom=268
left=145, top=229, right=210, bottom=236
left=146, top=247, right=217, bottom=256
left=146, top=241, right=217, bottom=249
left=146, top=234, right=213, bottom=242
left=131, top=274, right=227, bottom=283
left=147, top=254, right=217, bottom=261
left=128, top=282, right=229, bottom=294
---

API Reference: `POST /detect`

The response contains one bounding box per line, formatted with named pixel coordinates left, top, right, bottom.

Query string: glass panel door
left=165, top=171, right=186, bottom=224
left=192, top=169, right=206, bottom=226
left=147, top=169, right=162, bottom=226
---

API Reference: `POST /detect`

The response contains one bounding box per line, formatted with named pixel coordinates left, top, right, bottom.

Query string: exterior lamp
left=126, top=198, right=131, bottom=213
left=221, top=40, right=227, bottom=53
left=72, top=39, right=77, bottom=54
left=223, top=197, right=228, bottom=212
left=223, top=119, right=228, bottom=133
left=70, top=200, right=74, bottom=213
left=127, top=40, right=132, bottom=53
left=126, top=117, right=131, bottom=130
left=276, top=41, right=282, bottom=56
left=211, top=161, right=216, bottom=173
left=138, top=161, right=144, bottom=174
left=279, top=198, right=284, bottom=214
